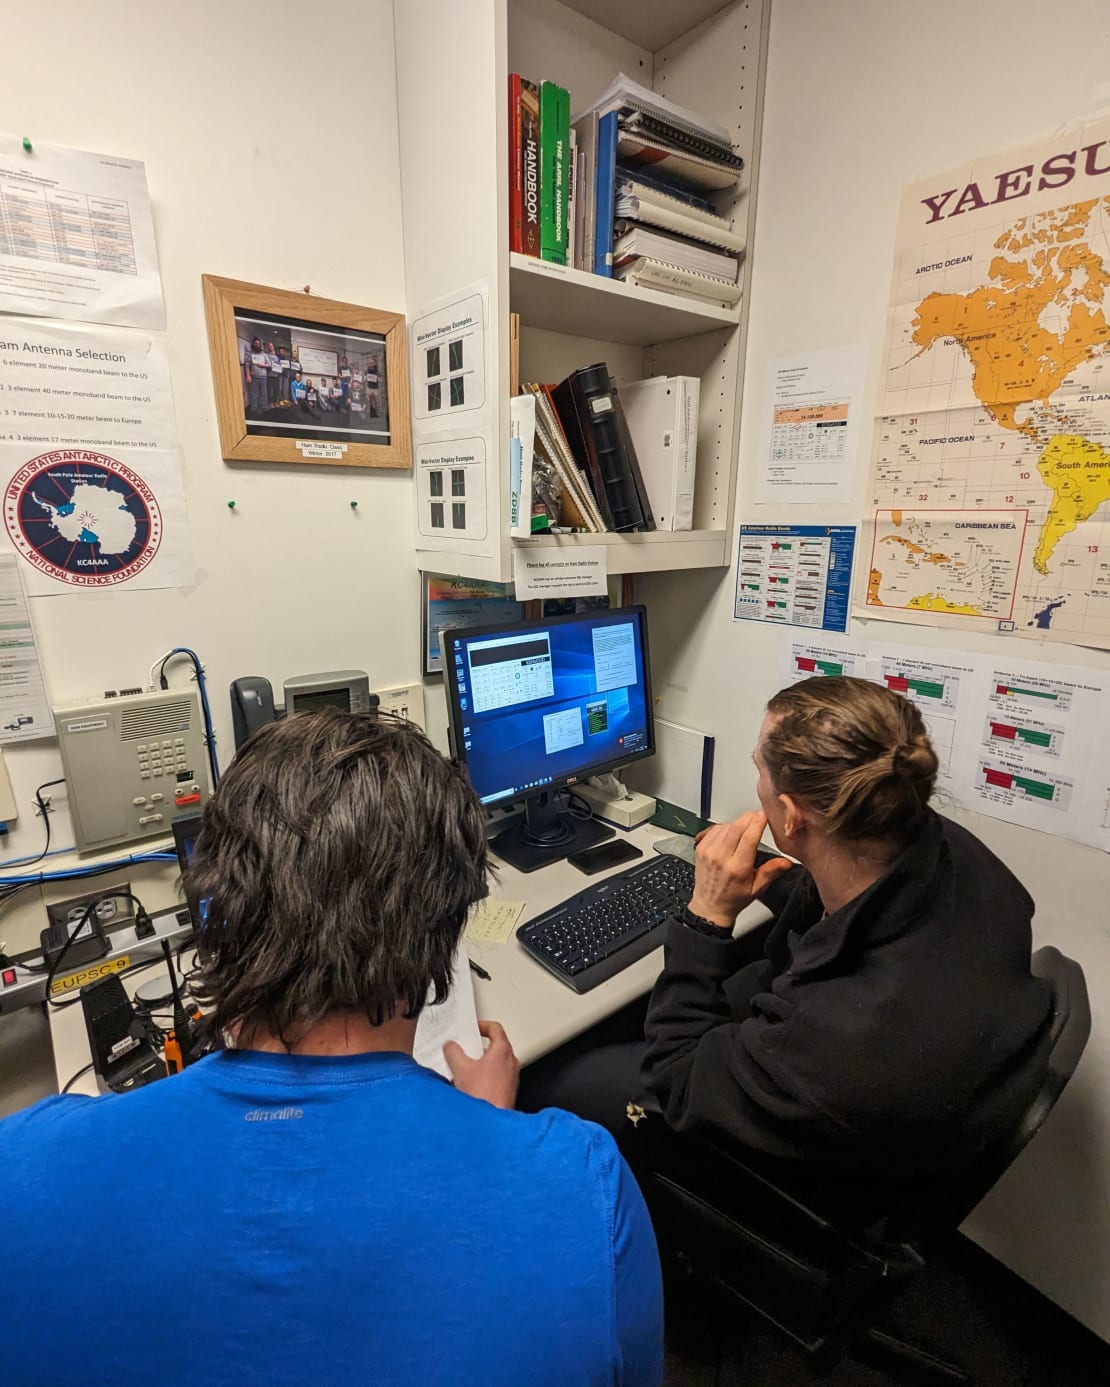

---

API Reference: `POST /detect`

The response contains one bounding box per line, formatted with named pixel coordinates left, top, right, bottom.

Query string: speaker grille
left=119, top=699, right=192, bottom=740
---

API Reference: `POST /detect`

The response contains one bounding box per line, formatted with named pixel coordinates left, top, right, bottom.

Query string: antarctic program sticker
left=4, top=448, right=162, bottom=587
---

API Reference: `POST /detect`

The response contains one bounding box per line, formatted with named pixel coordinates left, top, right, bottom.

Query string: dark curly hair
left=185, top=710, right=489, bottom=1046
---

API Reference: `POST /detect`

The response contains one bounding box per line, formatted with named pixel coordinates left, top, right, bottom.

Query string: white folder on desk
left=621, top=375, right=699, bottom=531
left=625, top=718, right=715, bottom=819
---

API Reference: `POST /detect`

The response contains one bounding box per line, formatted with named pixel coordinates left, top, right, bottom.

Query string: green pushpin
left=350, top=500, right=358, bottom=510
left=227, top=500, right=236, bottom=510
left=22, top=137, right=32, bottom=153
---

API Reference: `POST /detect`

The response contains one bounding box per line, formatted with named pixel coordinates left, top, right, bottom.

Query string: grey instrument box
left=54, top=689, right=210, bottom=854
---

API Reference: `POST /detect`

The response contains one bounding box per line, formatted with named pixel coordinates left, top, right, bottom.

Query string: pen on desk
left=469, top=959, right=492, bottom=982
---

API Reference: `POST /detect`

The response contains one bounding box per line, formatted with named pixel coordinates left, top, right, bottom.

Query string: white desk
left=49, top=823, right=773, bottom=1093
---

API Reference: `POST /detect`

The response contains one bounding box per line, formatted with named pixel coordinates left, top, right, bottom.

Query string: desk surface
left=50, top=824, right=773, bottom=1096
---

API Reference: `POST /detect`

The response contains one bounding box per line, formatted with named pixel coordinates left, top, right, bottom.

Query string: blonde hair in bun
left=763, top=677, right=938, bottom=844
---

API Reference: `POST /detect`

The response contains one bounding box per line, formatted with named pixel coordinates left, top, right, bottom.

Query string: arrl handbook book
left=539, top=80, right=570, bottom=265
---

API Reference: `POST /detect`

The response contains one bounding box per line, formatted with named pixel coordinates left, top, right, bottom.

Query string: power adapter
left=576, top=781, right=657, bottom=830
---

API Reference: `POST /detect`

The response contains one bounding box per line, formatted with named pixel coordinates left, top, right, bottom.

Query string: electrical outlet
left=46, top=880, right=133, bottom=935
left=372, top=683, right=425, bottom=730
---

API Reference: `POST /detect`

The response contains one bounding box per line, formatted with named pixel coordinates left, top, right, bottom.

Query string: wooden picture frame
left=202, top=275, right=411, bottom=469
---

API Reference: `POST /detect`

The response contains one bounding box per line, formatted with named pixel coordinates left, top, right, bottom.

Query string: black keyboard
left=518, top=853, right=695, bottom=994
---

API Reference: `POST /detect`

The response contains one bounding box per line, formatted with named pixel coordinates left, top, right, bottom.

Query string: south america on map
left=860, top=120, right=1110, bottom=646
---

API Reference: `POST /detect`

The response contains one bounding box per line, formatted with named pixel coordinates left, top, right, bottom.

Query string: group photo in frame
left=202, top=276, right=411, bottom=469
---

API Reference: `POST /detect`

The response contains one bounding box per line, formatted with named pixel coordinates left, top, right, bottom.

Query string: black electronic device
left=40, top=913, right=109, bottom=969
left=443, top=606, right=656, bottom=873
left=81, top=974, right=165, bottom=1092
left=173, top=814, right=208, bottom=932
left=230, top=676, right=276, bottom=749
left=567, top=838, right=644, bottom=875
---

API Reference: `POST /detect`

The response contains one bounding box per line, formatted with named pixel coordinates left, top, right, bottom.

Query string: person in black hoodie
left=641, top=676, right=1054, bottom=1215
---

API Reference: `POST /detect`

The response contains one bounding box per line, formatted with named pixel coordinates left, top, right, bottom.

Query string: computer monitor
left=172, top=814, right=209, bottom=930
left=443, top=605, right=656, bottom=871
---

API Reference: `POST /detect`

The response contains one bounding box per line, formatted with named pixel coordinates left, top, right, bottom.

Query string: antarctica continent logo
left=4, top=449, right=162, bottom=587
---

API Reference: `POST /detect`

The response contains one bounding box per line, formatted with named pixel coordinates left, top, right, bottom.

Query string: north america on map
left=861, top=123, right=1110, bottom=647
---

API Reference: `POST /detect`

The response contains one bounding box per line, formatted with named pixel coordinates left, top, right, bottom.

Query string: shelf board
left=558, top=0, right=734, bottom=52
left=509, top=253, right=738, bottom=346
left=514, top=528, right=729, bottom=574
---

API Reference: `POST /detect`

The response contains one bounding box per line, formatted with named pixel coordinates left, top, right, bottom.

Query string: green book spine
left=539, top=81, right=570, bottom=265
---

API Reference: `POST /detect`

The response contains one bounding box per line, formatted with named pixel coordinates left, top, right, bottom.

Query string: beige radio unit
left=54, top=689, right=211, bottom=854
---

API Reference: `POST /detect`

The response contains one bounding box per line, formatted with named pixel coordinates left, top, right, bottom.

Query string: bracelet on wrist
left=681, top=905, right=735, bottom=939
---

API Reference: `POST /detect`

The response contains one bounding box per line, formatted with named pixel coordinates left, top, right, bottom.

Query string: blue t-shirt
left=0, top=1050, right=662, bottom=1386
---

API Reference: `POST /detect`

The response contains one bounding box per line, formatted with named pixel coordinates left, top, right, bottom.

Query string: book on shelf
left=615, top=170, right=745, bottom=254
left=615, top=131, right=741, bottom=193
left=622, top=110, right=743, bottom=171
left=615, top=256, right=743, bottom=306
left=572, top=111, right=598, bottom=273
left=551, top=364, right=655, bottom=534
left=509, top=74, right=540, bottom=257
left=525, top=383, right=607, bottom=533
left=509, top=393, right=536, bottom=539
left=613, top=223, right=738, bottom=281
left=621, top=375, right=700, bottom=532
left=539, top=80, right=570, bottom=266
left=574, top=71, right=735, bottom=158
left=594, top=110, right=619, bottom=277
left=567, top=126, right=578, bottom=268
left=509, top=311, right=520, bottom=397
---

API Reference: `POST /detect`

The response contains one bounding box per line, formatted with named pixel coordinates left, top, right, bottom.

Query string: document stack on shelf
left=573, top=72, right=745, bottom=302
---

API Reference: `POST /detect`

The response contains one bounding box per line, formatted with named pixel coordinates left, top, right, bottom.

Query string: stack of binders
left=522, top=364, right=655, bottom=533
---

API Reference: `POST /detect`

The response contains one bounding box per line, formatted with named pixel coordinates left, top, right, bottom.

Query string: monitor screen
left=288, top=687, right=352, bottom=716
left=172, top=815, right=210, bottom=928
left=444, top=607, right=654, bottom=805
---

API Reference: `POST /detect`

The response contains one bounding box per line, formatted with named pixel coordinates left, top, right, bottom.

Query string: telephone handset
left=230, top=677, right=276, bottom=750
left=230, top=670, right=374, bottom=751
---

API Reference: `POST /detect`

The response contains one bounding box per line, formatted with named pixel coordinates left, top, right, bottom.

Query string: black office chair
left=620, top=946, right=1091, bottom=1383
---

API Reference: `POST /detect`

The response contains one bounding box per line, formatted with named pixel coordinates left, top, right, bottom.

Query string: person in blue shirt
left=0, top=710, right=662, bottom=1387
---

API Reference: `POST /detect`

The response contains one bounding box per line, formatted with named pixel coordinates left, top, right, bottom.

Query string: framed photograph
left=422, top=573, right=526, bottom=676
left=202, top=275, right=410, bottom=469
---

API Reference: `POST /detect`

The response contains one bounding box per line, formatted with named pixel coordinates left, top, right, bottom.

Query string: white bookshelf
left=395, top=0, right=771, bottom=585
left=509, top=254, right=739, bottom=345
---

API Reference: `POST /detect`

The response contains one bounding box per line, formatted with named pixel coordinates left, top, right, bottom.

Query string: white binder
left=621, top=375, right=699, bottom=531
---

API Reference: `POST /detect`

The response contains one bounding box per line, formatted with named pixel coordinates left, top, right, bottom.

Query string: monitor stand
left=490, top=790, right=614, bottom=873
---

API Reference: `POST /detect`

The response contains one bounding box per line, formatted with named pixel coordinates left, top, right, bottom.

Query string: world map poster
left=859, top=117, right=1110, bottom=646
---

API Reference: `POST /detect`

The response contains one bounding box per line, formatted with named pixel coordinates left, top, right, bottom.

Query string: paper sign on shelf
left=513, top=543, right=608, bottom=600
left=0, top=134, right=165, bottom=330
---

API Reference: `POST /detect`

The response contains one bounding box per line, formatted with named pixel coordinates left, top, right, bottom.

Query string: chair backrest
left=897, top=945, right=1091, bottom=1236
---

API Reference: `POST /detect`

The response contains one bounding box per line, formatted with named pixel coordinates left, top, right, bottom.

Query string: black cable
left=20, top=779, right=66, bottom=872
left=44, top=891, right=151, bottom=1010
left=61, top=1062, right=94, bottom=1095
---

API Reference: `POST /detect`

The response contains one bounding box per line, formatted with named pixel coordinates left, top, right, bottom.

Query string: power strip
left=576, top=783, right=657, bottom=830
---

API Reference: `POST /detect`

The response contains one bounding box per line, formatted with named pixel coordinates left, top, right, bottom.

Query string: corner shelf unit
left=395, top=0, right=771, bottom=583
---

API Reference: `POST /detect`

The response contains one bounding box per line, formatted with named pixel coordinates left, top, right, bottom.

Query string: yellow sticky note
left=465, top=898, right=525, bottom=945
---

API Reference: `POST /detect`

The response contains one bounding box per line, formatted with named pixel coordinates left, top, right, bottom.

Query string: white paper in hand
left=412, top=945, right=483, bottom=1080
